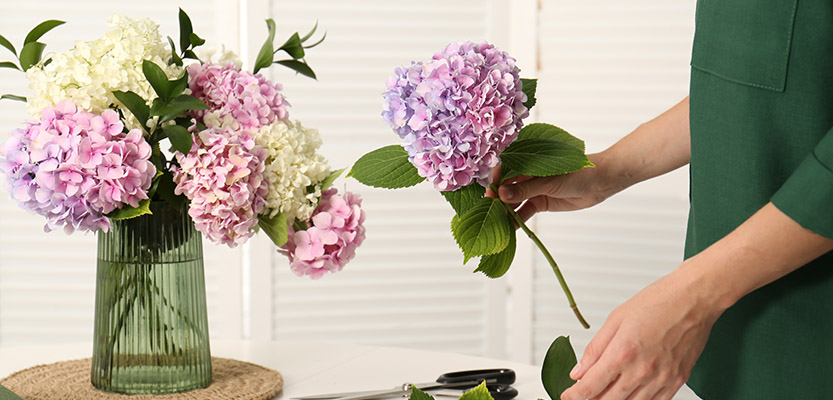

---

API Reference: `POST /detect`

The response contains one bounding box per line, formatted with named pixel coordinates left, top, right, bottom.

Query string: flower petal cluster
left=382, top=41, right=529, bottom=191
left=255, top=119, right=330, bottom=221
left=172, top=113, right=269, bottom=247
left=0, top=100, right=155, bottom=233
left=25, top=15, right=181, bottom=130
left=279, top=188, right=366, bottom=279
left=187, top=62, right=289, bottom=130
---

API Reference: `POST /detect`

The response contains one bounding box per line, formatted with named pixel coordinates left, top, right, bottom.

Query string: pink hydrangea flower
left=382, top=41, right=529, bottom=191
left=172, top=124, right=269, bottom=247
left=279, top=188, right=366, bottom=279
left=0, top=100, right=155, bottom=233
left=187, top=62, right=289, bottom=130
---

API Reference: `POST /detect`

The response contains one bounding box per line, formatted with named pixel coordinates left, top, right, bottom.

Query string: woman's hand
left=560, top=264, right=722, bottom=400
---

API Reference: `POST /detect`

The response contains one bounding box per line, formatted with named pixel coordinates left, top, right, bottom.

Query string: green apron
left=686, top=0, right=833, bottom=398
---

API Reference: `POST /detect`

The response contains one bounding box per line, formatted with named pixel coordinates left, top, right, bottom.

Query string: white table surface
left=0, top=340, right=550, bottom=399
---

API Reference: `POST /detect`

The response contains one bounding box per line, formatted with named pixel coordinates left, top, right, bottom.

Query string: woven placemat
left=0, top=357, right=282, bottom=400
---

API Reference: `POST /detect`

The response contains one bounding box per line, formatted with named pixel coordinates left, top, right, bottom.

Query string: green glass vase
left=91, top=202, right=212, bottom=394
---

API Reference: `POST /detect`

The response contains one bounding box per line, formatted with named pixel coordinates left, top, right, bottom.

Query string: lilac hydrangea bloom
left=382, top=41, right=529, bottom=191
left=172, top=121, right=269, bottom=247
left=0, top=100, right=155, bottom=233
left=187, top=62, right=289, bottom=130
left=278, top=188, right=366, bottom=279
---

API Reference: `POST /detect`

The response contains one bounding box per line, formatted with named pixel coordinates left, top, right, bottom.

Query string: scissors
left=292, top=368, right=518, bottom=400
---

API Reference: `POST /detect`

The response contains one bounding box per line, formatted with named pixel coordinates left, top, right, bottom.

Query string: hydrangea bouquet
left=349, top=41, right=591, bottom=328
left=0, top=10, right=365, bottom=279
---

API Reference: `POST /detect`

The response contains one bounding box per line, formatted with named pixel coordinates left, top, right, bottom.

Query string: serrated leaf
left=520, top=78, right=537, bottom=110
left=19, top=41, right=45, bottom=71
left=541, top=336, right=578, bottom=399
left=253, top=19, right=277, bottom=74
left=451, top=198, right=511, bottom=263
left=319, top=168, right=345, bottom=191
left=258, top=212, right=289, bottom=247
left=113, top=91, right=150, bottom=130
left=476, top=227, right=515, bottom=278
left=0, top=94, right=26, bottom=102
left=441, top=182, right=486, bottom=216
left=24, top=20, right=64, bottom=45
left=107, top=199, right=152, bottom=221
left=500, top=137, right=592, bottom=179
left=459, top=381, right=495, bottom=400
left=0, top=34, right=16, bottom=56
left=0, top=61, right=19, bottom=70
left=518, top=123, right=585, bottom=152
left=278, top=32, right=305, bottom=59
left=408, top=387, right=435, bottom=400
left=143, top=60, right=173, bottom=101
left=163, top=124, right=193, bottom=154
left=178, top=8, right=194, bottom=53
left=274, top=59, right=316, bottom=79
left=348, top=145, right=424, bottom=189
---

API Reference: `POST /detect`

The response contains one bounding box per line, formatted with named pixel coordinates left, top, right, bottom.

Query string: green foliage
left=19, top=41, right=45, bottom=71
left=258, top=212, right=289, bottom=247
left=253, top=18, right=324, bottom=78
left=143, top=60, right=175, bottom=101
left=348, top=145, right=425, bottom=189
left=113, top=91, right=150, bottom=131
left=541, top=336, right=578, bottom=399
left=0, top=34, right=17, bottom=56
left=476, top=228, right=516, bottom=278
left=459, top=381, right=496, bottom=400
left=520, top=78, right=537, bottom=110
left=153, top=171, right=186, bottom=211
left=451, top=198, right=511, bottom=263
left=441, top=183, right=486, bottom=216
left=0, top=61, right=19, bottom=70
left=0, top=94, right=26, bottom=102
left=162, top=125, right=193, bottom=154
left=319, top=168, right=346, bottom=191
left=274, top=59, right=316, bottom=79
left=107, top=199, right=152, bottom=221
left=518, top=123, right=585, bottom=152
left=23, top=20, right=65, bottom=45
left=500, top=137, right=593, bottom=180
left=408, top=387, right=435, bottom=400
left=0, top=19, right=63, bottom=73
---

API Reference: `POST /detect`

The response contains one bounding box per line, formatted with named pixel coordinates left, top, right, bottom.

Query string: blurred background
left=0, top=0, right=696, bottom=398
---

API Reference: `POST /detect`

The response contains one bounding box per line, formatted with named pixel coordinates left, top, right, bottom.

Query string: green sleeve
left=771, top=127, right=833, bottom=239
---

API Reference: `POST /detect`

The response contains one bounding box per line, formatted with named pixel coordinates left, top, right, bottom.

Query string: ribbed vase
left=91, top=202, right=212, bottom=394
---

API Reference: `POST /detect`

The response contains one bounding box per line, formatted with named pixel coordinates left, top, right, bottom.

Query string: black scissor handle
left=436, top=369, right=516, bottom=385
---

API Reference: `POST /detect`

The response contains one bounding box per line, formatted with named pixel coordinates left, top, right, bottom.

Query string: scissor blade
left=292, top=382, right=434, bottom=400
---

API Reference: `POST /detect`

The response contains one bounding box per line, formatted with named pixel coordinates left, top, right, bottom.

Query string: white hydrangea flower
left=255, top=119, right=331, bottom=221
left=25, top=15, right=182, bottom=130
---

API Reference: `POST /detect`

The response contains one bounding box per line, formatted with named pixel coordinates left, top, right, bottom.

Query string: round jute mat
left=0, top=357, right=283, bottom=400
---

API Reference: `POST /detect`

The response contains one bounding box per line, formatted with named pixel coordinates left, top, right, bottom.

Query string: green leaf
left=183, top=50, right=199, bottom=60
left=167, top=36, right=183, bottom=66
left=107, top=199, right=152, bottom=221
left=500, top=137, right=593, bottom=179
left=459, top=381, right=495, bottom=400
left=319, top=168, right=345, bottom=191
left=274, top=59, right=316, bottom=79
left=189, top=32, right=206, bottom=47
left=408, top=386, right=435, bottom=400
left=163, top=124, right=193, bottom=154
left=520, top=78, right=537, bottom=110
left=258, top=212, right=289, bottom=247
left=0, top=61, right=19, bottom=70
left=0, top=34, right=16, bottom=56
left=348, top=145, right=425, bottom=189
left=0, top=94, right=26, bottom=102
left=518, top=123, right=585, bottom=152
left=169, top=72, right=189, bottom=98
left=541, top=336, right=578, bottom=400
left=178, top=8, right=194, bottom=54
left=451, top=198, right=511, bottom=263
left=154, top=172, right=186, bottom=210
left=441, top=182, right=486, bottom=216
left=143, top=60, right=173, bottom=101
left=300, top=21, right=319, bottom=42
left=19, top=41, right=45, bottom=71
left=304, top=31, right=327, bottom=49
left=278, top=32, right=305, bottom=59
left=476, top=227, right=515, bottom=278
left=150, top=94, right=207, bottom=123
left=253, top=19, right=277, bottom=74
left=24, top=20, right=64, bottom=45
left=113, top=91, right=150, bottom=130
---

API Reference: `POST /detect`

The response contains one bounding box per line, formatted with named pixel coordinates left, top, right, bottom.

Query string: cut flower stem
left=491, top=184, right=590, bottom=329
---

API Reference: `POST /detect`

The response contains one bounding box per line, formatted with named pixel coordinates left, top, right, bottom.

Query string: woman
left=499, top=1, right=833, bottom=399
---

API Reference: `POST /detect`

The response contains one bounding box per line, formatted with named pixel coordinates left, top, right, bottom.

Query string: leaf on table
left=451, top=197, right=511, bottom=263
left=541, top=336, right=578, bottom=400
left=348, top=145, right=425, bottom=189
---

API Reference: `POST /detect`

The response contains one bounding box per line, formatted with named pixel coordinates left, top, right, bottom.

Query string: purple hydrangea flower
left=172, top=123, right=269, bottom=247
left=382, top=41, right=529, bottom=191
left=187, top=62, right=290, bottom=130
left=0, top=100, right=155, bottom=233
left=278, top=188, right=366, bottom=279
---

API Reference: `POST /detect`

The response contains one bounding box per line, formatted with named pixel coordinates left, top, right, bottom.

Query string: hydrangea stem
left=492, top=185, right=590, bottom=329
